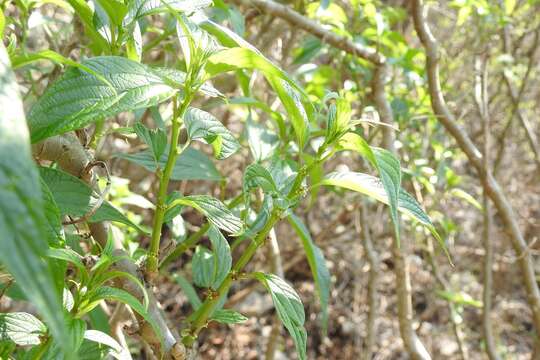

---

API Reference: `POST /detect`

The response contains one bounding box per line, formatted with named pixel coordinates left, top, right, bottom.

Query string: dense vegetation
left=1, top=0, right=539, bottom=359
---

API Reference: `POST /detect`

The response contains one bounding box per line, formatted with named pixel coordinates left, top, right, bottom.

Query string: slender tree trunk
left=474, top=55, right=501, bottom=360
left=373, top=65, right=431, bottom=360
left=411, top=0, right=540, bottom=343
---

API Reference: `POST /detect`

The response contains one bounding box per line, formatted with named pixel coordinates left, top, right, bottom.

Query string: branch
left=33, top=134, right=191, bottom=360
left=411, top=0, right=540, bottom=339
left=473, top=55, right=500, bottom=360
left=228, top=0, right=385, bottom=65
left=500, top=26, right=540, bottom=170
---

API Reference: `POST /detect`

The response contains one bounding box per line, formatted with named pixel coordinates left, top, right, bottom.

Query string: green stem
left=159, top=194, right=244, bottom=269
left=146, top=93, right=192, bottom=278
left=182, top=163, right=314, bottom=345
left=182, top=212, right=281, bottom=346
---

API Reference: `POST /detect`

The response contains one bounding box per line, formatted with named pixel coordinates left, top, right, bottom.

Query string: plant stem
left=159, top=194, right=244, bottom=269
left=182, top=164, right=311, bottom=346
left=182, top=211, right=281, bottom=346
left=146, top=93, right=192, bottom=279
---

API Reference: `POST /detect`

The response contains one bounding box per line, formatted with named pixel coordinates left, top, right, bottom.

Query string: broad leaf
left=319, top=171, right=444, bottom=248
left=184, top=108, right=240, bottom=159
left=133, top=122, right=167, bottom=162
left=115, top=147, right=223, bottom=181
left=206, top=47, right=309, bottom=148
left=0, top=43, right=70, bottom=355
left=211, top=309, right=248, bottom=324
left=338, top=133, right=401, bottom=241
left=168, top=195, right=244, bottom=235
left=243, top=163, right=279, bottom=195
left=87, top=287, right=153, bottom=328
left=192, top=246, right=214, bottom=288
left=175, top=14, right=220, bottom=68
left=39, top=167, right=145, bottom=232
left=28, top=56, right=181, bottom=143
left=0, top=312, right=46, bottom=346
left=84, top=330, right=129, bottom=360
left=287, top=214, right=330, bottom=333
left=207, top=225, right=232, bottom=289
left=244, top=117, right=279, bottom=162
left=253, top=273, right=307, bottom=360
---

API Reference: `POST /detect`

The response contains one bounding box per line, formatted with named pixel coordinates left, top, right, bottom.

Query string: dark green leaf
left=29, top=56, right=181, bottom=143
left=171, top=274, right=202, bottom=310
left=0, top=43, right=70, bottom=355
left=39, top=167, right=145, bottom=232
left=207, top=225, right=232, bottom=289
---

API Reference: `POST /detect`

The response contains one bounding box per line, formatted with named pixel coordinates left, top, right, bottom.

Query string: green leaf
left=0, top=9, right=5, bottom=39
left=168, top=195, right=244, bottom=235
left=287, top=214, right=330, bottom=333
left=211, top=309, right=248, bottom=324
left=65, top=0, right=109, bottom=53
left=28, top=56, right=181, bottom=143
left=338, top=133, right=401, bottom=241
left=175, top=14, right=220, bottom=68
left=243, top=163, right=279, bottom=194
left=115, top=147, right=223, bottom=181
left=171, top=274, right=202, bottom=310
left=253, top=273, right=307, bottom=360
left=0, top=43, right=70, bottom=355
left=206, top=47, right=309, bottom=149
left=0, top=312, right=47, bottom=346
left=39, top=167, right=145, bottom=232
left=325, top=97, right=351, bottom=145
left=83, top=330, right=129, bottom=360
left=207, top=225, right=232, bottom=289
left=184, top=108, right=240, bottom=159
left=192, top=246, right=214, bottom=288
left=125, top=0, right=212, bottom=24
left=319, top=171, right=445, bottom=251
left=40, top=178, right=64, bottom=246
left=66, top=318, right=87, bottom=353
left=96, top=0, right=127, bottom=27
left=244, top=117, right=279, bottom=162
left=133, top=122, right=167, bottom=162
left=87, top=287, right=154, bottom=329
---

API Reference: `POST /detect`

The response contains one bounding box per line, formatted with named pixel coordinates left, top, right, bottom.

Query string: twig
left=474, top=54, right=501, bottom=360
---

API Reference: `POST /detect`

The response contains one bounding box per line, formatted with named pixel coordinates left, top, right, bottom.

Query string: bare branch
left=411, top=0, right=540, bottom=339
left=228, top=0, right=385, bottom=65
